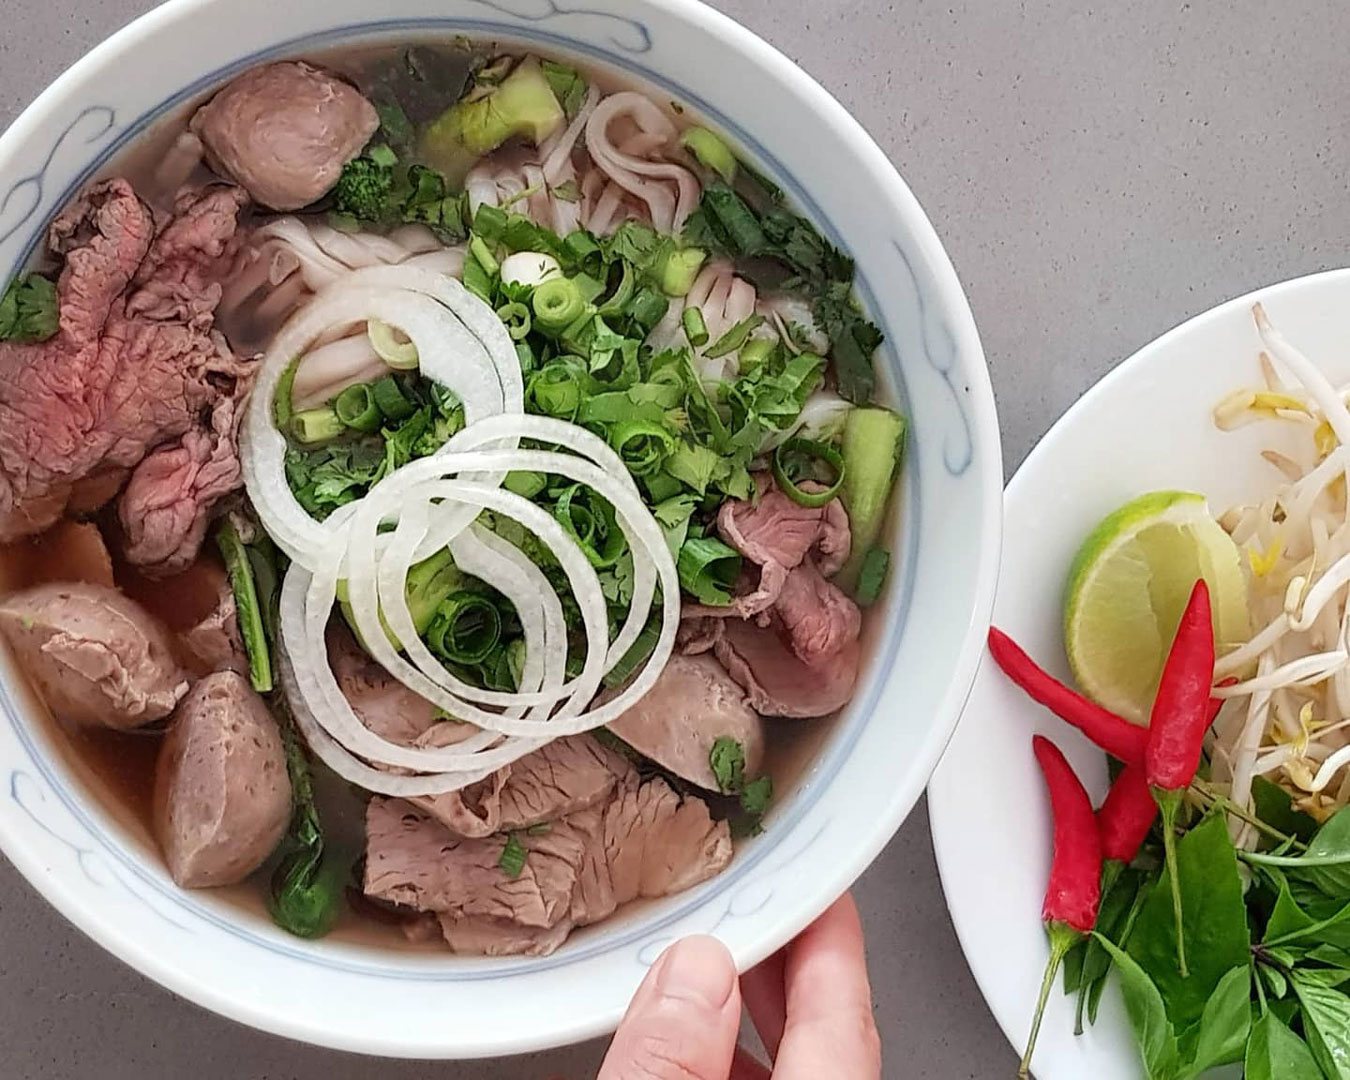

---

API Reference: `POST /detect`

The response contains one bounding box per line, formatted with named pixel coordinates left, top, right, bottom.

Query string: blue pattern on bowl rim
left=0, top=12, right=971, bottom=981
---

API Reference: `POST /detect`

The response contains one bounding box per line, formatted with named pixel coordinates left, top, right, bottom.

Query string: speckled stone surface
left=1, top=2, right=1348, bottom=1076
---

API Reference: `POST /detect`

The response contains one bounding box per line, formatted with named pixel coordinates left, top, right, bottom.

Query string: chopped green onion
left=532, top=276, right=586, bottom=332
left=571, top=271, right=608, bottom=304
left=772, top=437, right=846, bottom=508
left=367, top=319, right=419, bottom=369
left=680, top=127, right=738, bottom=183
left=370, top=375, right=415, bottom=422
left=426, top=592, right=502, bottom=665
left=705, top=314, right=765, bottom=359
left=597, top=261, right=636, bottom=316
left=469, top=235, right=500, bottom=278
left=498, top=833, right=528, bottom=878
left=564, top=229, right=602, bottom=266
left=504, top=470, right=547, bottom=498
left=602, top=616, right=662, bottom=689
left=215, top=520, right=272, bottom=693
left=554, top=484, right=626, bottom=568
left=609, top=418, right=676, bottom=477
left=528, top=360, right=584, bottom=419
left=334, top=383, right=381, bottom=433
left=855, top=546, right=890, bottom=606
left=682, top=307, right=709, bottom=348
left=703, top=183, right=768, bottom=256
left=737, top=338, right=775, bottom=374
left=506, top=637, right=528, bottom=691
left=659, top=248, right=707, bottom=297
left=274, top=355, right=300, bottom=429
left=290, top=407, right=344, bottom=444
left=626, top=287, right=669, bottom=333
left=678, top=536, right=742, bottom=606
left=496, top=300, right=533, bottom=341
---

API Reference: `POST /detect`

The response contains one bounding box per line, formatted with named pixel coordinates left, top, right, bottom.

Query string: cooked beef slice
left=0, top=180, right=255, bottom=573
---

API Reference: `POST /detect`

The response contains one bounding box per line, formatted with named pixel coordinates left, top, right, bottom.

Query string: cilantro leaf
left=0, top=273, right=59, bottom=343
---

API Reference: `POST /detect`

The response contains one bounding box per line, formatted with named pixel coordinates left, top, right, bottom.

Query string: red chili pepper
left=1144, top=579, right=1216, bottom=978
left=1097, top=762, right=1158, bottom=867
left=988, top=628, right=1148, bottom=765
left=1019, top=736, right=1103, bottom=1080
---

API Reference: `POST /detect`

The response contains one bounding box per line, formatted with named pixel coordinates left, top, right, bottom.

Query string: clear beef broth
left=0, top=35, right=894, bottom=955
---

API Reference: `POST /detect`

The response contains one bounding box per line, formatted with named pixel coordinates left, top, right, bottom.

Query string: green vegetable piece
left=709, top=736, right=747, bottom=794
left=1291, top=973, right=1350, bottom=1079
left=1252, top=776, right=1321, bottom=843
left=371, top=375, right=415, bottom=421
left=1093, top=936, right=1180, bottom=1080
left=682, top=306, right=709, bottom=348
left=554, top=484, right=626, bottom=568
left=1242, top=806, right=1350, bottom=898
left=772, top=437, right=845, bottom=509
left=737, top=337, right=775, bottom=374
left=702, top=183, right=767, bottom=256
left=499, top=833, right=528, bottom=878
left=427, top=592, right=502, bottom=665
left=626, top=286, right=670, bottom=333
left=704, top=314, right=764, bottom=359
left=1183, top=966, right=1251, bottom=1075
left=740, top=775, right=773, bottom=819
left=540, top=59, right=587, bottom=118
left=1264, top=881, right=1317, bottom=944
left=215, top=520, right=272, bottom=693
left=376, top=103, right=414, bottom=148
left=504, top=471, right=547, bottom=499
left=680, top=127, right=738, bottom=183
left=421, top=56, right=565, bottom=165
left=855, top=547, right=891, bottom=606
left=596, top=261, right=636, bottom=316
left=469, top=234, right=500, bottom=279
left=496, top=299, right=533, bottom=341
left=602, top=617, right=662, bottom=690
left=659, top=247, right=708, bottom=297
left=1126, top=814, right=1252, bottom=1031
left=0, top=273, right=59, bottom=343
left=532, top=276, right=586, bottom=332
left=528, top=360, right=585, bottom=420
left=290, top=407, right=344, bottom=444
left=609, top=418, right=676, bottom=478
left=404, top=548, right=464, bottom=638
left=268, top=697, right=340, bottom=940
left=368, top=319, right=419, bottom=369
left=1245, top=1011, right=1323, bottom=1080
left=331, top=154, right=396, bottom=223
left=678, top=536, right=742, bottom=606
left=334, top=383, right=381, bottom=433
left=274, top=355, right=300, bottom=429
left=837, top=406, right=906, bottom=593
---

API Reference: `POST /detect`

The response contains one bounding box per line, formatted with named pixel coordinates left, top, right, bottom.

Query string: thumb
left=598, top=936, right=741, bottom=1080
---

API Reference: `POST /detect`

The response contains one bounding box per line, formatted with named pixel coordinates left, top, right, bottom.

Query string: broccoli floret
left=331, top=149, right=397, bottom=223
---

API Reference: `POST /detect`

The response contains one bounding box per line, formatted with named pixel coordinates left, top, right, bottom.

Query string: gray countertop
left=2, top=2, right=1347, bottom=1076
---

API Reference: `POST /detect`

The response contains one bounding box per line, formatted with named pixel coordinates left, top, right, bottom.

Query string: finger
left=773, top=894, right=881, bottom=1080
left=739, top=948, right=787, bottom=1058
left=598, top=935, right=742, bottom=1080
left=729, top=1045, right=773, bottom=1080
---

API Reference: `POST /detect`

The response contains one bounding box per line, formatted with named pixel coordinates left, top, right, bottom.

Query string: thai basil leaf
left=1095, top=936, right=1180, bottom=1080
left=1179, top=966, right=1250, bottom=1077
left=1244, top=1010, right=1323, bottom=1080
left=1253, top=775, right=1320, bottom=844
left=1291, top=973, right=1350, bottom=1079
left=1126, top=815, right=1252, bottom=1030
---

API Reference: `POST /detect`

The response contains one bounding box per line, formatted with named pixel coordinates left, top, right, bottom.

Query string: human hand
left=597, top=893, right=881, bottom=1080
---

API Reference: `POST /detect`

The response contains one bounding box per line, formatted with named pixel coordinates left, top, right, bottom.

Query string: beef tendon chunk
left=0, top=582, right=189, bottom=729
left=154, top=671, right=291, bottom=887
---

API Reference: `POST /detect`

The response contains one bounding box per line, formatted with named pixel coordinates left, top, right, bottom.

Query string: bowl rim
left=0, top=0, right=1004, bottom=1057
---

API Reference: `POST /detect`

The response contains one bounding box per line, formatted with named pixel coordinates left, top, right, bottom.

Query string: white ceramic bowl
left=930, top=269, right=1350, bottom=1079
left=0, top=0, right=1001, bottom=1059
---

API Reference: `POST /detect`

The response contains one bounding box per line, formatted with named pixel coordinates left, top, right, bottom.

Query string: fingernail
left=655, top=936, right=736, bottom=1010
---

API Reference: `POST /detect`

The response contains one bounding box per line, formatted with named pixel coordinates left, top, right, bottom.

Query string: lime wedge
left=1064, top=491, right=1249, bottom=725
